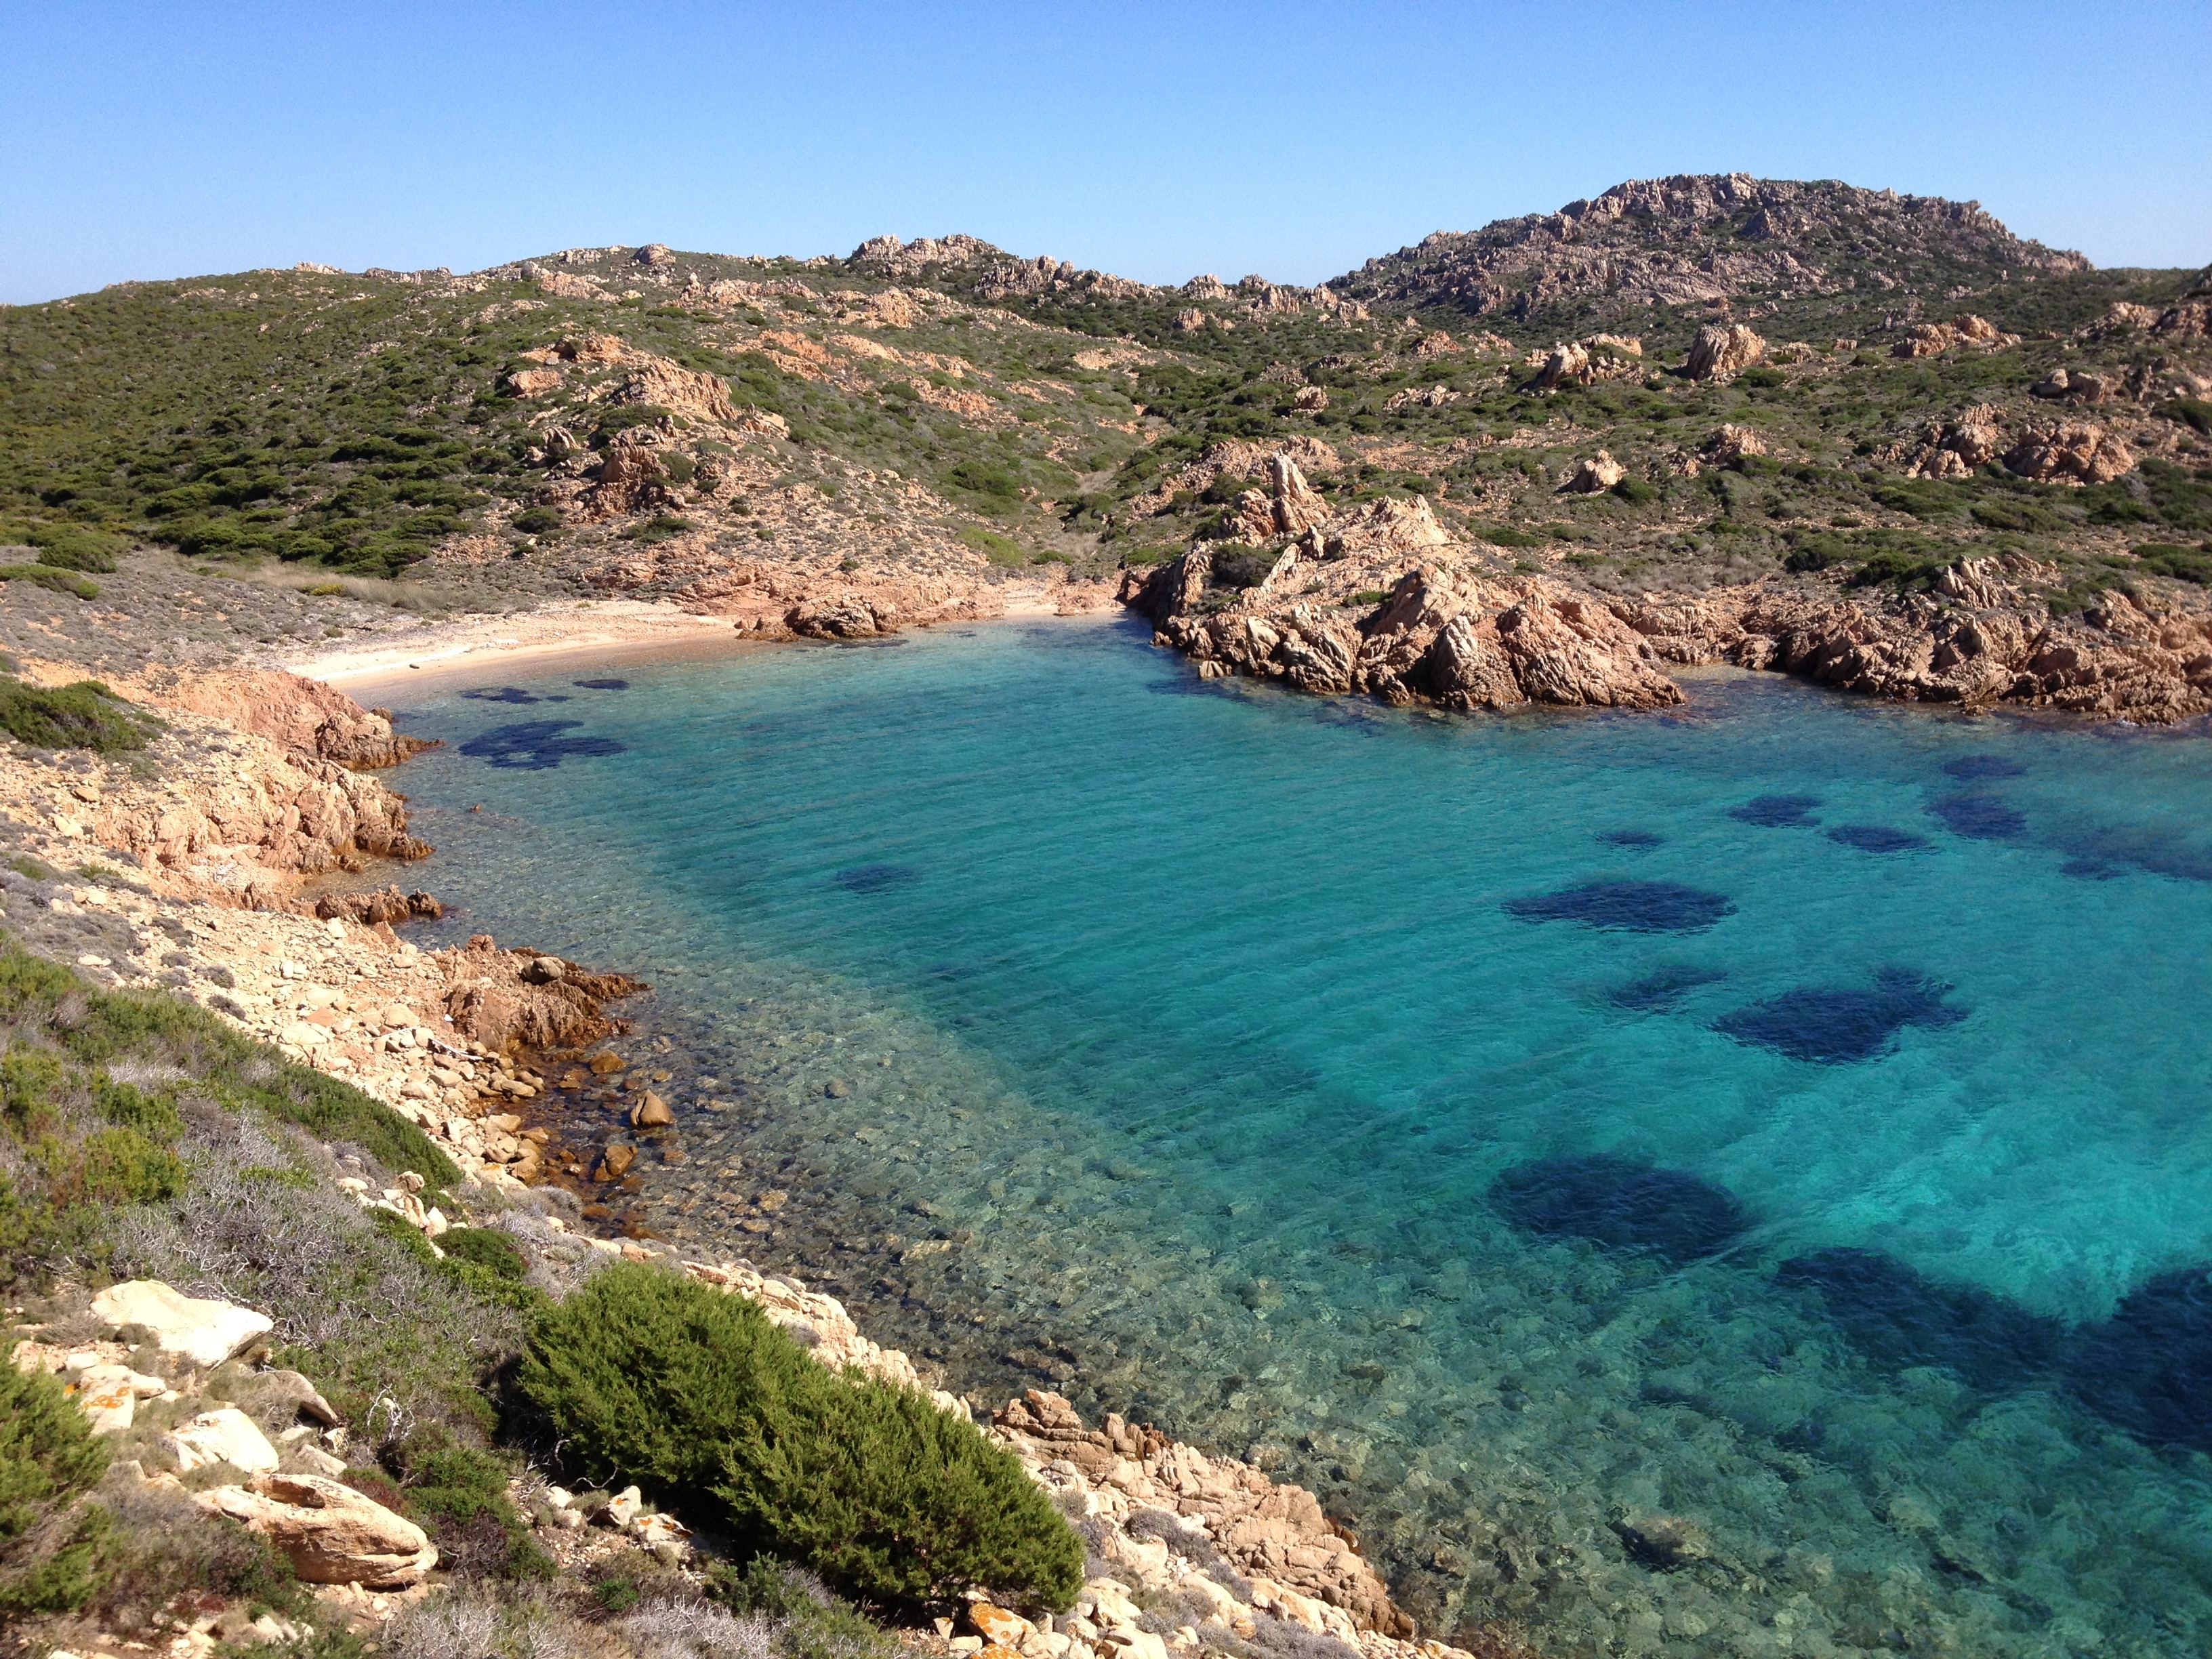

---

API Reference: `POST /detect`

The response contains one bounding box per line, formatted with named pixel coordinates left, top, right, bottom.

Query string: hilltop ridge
left=1331, top=172, right=2092, bottom=329
left=1, top=172, right=2207, bottom=721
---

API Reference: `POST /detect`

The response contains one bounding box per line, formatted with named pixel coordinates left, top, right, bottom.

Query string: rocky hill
left=1330, top=173, right=2093, bottom=333
left=1, top=176, right=2208, bottom=718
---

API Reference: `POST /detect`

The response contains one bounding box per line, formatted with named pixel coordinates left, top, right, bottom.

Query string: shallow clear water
left=380, top=620, right=2212, bottom=1658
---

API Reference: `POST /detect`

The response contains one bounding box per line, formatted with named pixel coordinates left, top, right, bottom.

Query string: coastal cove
left=361, top=618, right=2212, bottom=1658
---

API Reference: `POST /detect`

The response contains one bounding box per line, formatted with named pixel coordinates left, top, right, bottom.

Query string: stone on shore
left=195, top=1473, right=436, bottom=1588
left=91, top=1280, right=274, bottom=1370
left=167, top=1407, right=283, bottom=1474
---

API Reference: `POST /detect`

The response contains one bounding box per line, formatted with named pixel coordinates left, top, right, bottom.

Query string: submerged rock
left=1609, top=964, right=1728, bottom=1010
left=2066, top=1265, right=2212, bottom=1451
left=1503, top=879, right=1736, bottom=933
left=1927, top=792, right=2026, bottom=840
left=1776, top=1247, right=2064, bottom=1393
left=1713, top=968, right=1965, bottom=1063
left=1490, top=1153, right=1753, bottom=1264
left=1826, top=825, right=1931, bottom=853
left=1728, top=795, right=1822, bottom=827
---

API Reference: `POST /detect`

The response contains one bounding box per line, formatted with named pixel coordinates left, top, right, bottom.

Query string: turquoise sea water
left=378, top=619, right=2212, bottom=1658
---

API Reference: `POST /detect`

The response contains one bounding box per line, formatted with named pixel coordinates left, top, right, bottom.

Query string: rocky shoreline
left=1121, top=451, right=2212, bottom=723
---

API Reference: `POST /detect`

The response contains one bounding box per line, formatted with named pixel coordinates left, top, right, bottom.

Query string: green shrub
left=947, top=462, right=1023, bottom=511
left=392, top=1437, right=551, bottom=1582
left=959, top=526, right=1025, bottom=568
left=0, top=935, right=457, bottom=1188
left=441, top=1226, right=528, bottom=1281
left=1611, top=477, right=1660, bottom=505
left=1971, top=498, right=2066, bottom=532
left=1737, top=367, right=1786, bottom=389
left=523, top=1264, right=1082, bottom=1611
left=2159, top=398, right=2212, bottom=437
left=1468, top=523, right=1544, bottom=548
left=0, top=525, right=124, bottom=573
left=60, top=1126, right=186, bottom=1206
left=0, top=565, right=100, bottom=599
left=1848, top=550, right=1950, bottom=590
left=709, top=1556, right=899, bottom=1659
left=2133, top=541, right=2212, bottom=583
left=623, top=514, right=693, bottom=544
left=728, top=1368, right=1084, bottom=1611
left=0, top=677, right=158, bottom=752
left=512, top=506, right=563, bottom=535
left=0, top=1365, right=113, bottom=1615
left=1208, top=544, right=1277, bottom=589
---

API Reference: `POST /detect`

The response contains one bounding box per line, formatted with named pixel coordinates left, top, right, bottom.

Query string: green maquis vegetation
left=523, top=1262, right=1085, bottom=1611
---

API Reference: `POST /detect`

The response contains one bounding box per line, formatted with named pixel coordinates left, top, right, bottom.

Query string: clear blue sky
left=5, top=1, right=2207, bottom=304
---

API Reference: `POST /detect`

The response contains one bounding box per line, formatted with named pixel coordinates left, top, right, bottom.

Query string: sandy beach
left=287, top=581, right=1105, bottom=692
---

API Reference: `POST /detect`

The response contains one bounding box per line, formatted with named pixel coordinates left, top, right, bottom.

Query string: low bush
left=0, top=564, right=101, bottom=598
left=1208, top=544, right=1277, bottom=589
left=1467, top=523, right=1544, bottom=548
left=624, top=514, right=694, bottom=544
left=1971, top=498, right=2066, bottom=533
left=709, top=1555, right=899, bottom=1659
left=523, top=1264, right=1082, bottom=1611
left=2133, top=541, right=2212, bottom=583
left=958, top=526, right=1025, bottom=568
left=0, top=1364, right=113, bottom=1616
left=390, top=1435, right=552, bottom=1582
left=0, top=677, right=158, bottom=752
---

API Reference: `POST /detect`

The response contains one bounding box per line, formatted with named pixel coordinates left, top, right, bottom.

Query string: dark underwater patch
left=1490, top=1153, right=1753, bottom=1265
left=1827, top=825, right=1931, bottom=853
left=456, top=720, right=626, bottom=770
left=1943, top=754, right=2026, bottom=780
left=1145, top=677, right=1236, bottom=698
left=1610, top=965, right=1729, bottom=1011
left=459, top=685, right=544, bottom=704
left=2066, top=1265, right=2212, bottom=1451
left=1775, top=1247, right=2064, bottom=1394
left=1929, top=793, right=2026, bottom=840
left=2061, top=858, right=2123, bottom=881
left=1595, top=829, right=1665, bottom=848
left=1713, top=968, right=1965, bottom=1063
left=835, top=863, right=921, bottom=894
left=1503, top=880, right=1735, bottom=934
left=2059, top=827, right=2212, bottom=883
left=1728, top=795, right=1822, bottom=827
left=574, top=677, right=630, bottom=691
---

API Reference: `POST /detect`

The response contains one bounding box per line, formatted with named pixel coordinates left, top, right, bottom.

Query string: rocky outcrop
left=0, top=693, right=432, bottom=912
left=1685, top=323, right=1766, bottom=382
left=1320, top=495, right=1454, bottom=560
left=1892, top=314, right=2017, bottom=357
left=90, top=1281, right=274, bottom=1370
left=1620, top=569, right=2212, bottom=720
left=2003, top=419, right=2138, bottom=485
left=996, top=1391, right=1413, bottom=1640
left=1561, top=451, right=1625, bottom=493
left=673, top=562, right=1013, bottom=638
left=197, top=1475, right=437, bottom=1589
left=157, top=669, right=436, bottom=769
left=611, top=357, right=745, bottom=426
left=438, top=935, right=647, bottom=1056
left=1700, top=424, right=1767, bottom=465
left=582, top=445, right=676, bottom=518
left=1334, top=173, right=2087, bottom=319
left=1135, top=559, right=1683, bottom=713
left=314, top=886, right=444, bottom=926
left=1881, top=404, right=2008, bottom=478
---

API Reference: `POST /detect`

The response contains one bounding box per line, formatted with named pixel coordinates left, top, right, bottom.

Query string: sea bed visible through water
left=370, top=619, right=2212, bottom=1659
